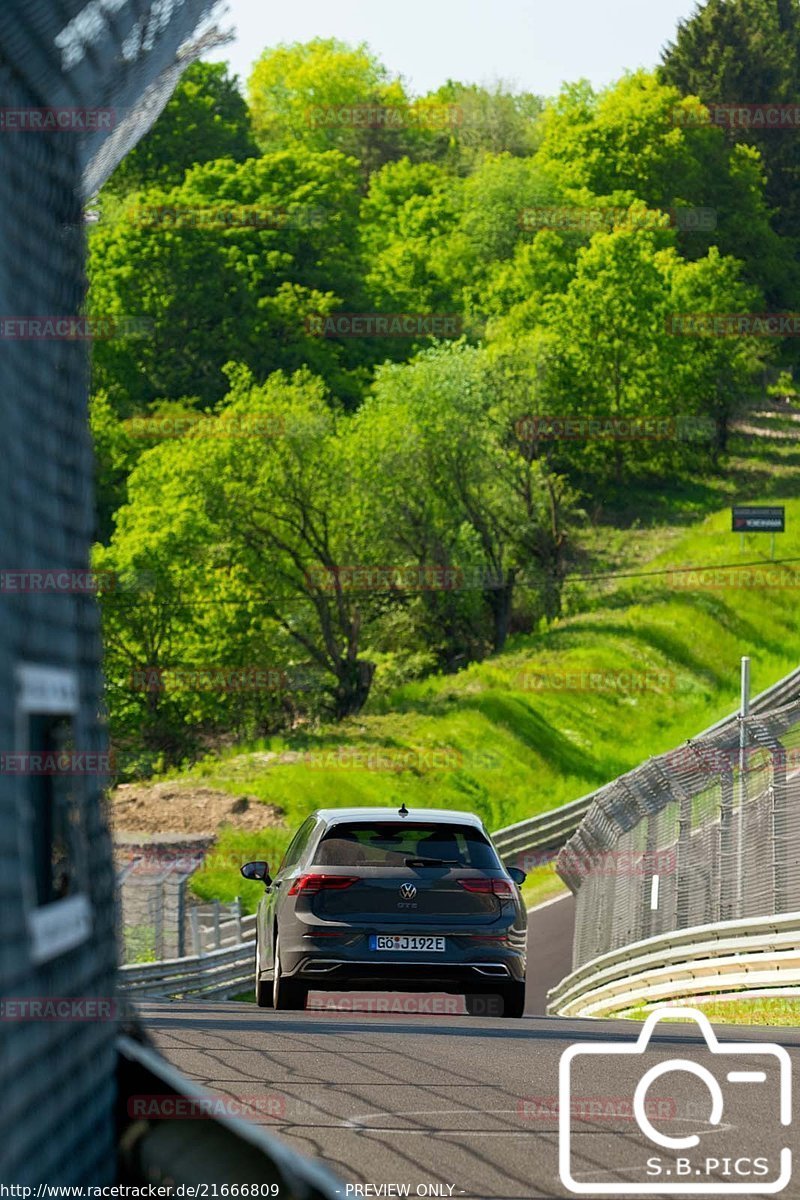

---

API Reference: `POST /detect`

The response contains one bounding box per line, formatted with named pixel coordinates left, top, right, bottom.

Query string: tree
left=90, top=389, right=146, bottom=541
left=98, top=366, right=386, bottom=727
left=483, top=347, right=584, bottom=621
left=359, top=160, right=463, bottom=317
left=355, top=342, right=580, bottom=651
left=436, top=152, right=571, bottom=322
left=88, top=148, right=365, bottom=412
left=667, top=247, right=766, bottom=455
left=476, top=228, right=580, bottom=332
left=103, top=62, right=258, bottom=196
left=660, top=0, right=800, bottom=239
left=349, top=348, right=489, bottom=668
left=94, top=475, right=232, bottom=764
left=535, top=71, right=793, bottom=307
left=204, top=368, right=381, bottom=717
left=542, top=224, right=681, bottom=484
left=247, top=38, right=433, bottom=174
left=486, top=221, right=766, bottom=484
left=421, top=80, right=544, bottom=173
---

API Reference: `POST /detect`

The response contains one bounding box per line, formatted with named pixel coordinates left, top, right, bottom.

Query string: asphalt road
left=139, top=1001, right=799, bottom=1199
left=137, top=894, right=799, bottom=1200
left=525, top=895, right=575, bottom=1017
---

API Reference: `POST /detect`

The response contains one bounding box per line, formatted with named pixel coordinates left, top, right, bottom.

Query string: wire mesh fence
left=0, top=0, right=247, bottom=1185
left=558, top=698, right=800, bottom=969
left=116, top=861, right=251, bottom=963
left=116, top=869, right=187, bottom=961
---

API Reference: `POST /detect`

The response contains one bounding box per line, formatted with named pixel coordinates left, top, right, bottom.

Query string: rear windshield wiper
left=404, top=856, right=461, bottom=867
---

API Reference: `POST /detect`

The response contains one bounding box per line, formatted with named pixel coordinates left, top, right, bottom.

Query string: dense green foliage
left=189, top=489, right=800, bottom=909
left=105, top=62, right=258, bottom=195
left=661, top=0, right=800, bottom=247
left=89, top=14, right=800, bottom=770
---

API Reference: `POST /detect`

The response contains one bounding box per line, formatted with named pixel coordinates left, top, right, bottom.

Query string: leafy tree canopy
left=104, top=62, right=258, bottom=196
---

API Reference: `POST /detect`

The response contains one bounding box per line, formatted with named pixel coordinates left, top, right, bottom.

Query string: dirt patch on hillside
left=109, top=781, right=284, bottom=837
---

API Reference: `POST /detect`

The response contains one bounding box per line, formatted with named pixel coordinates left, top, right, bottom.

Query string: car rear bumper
left=284, top=954, right=525, bottom=990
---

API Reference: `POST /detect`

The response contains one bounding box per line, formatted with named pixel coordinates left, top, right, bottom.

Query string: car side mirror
left=507, top=867, right=526, bottom=886
left=241, top=860, right=271, bottom=885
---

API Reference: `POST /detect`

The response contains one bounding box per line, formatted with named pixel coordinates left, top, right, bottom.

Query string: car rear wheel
left=273, top=934, right=308, bottom=1011
left=464, top=992, right=501, bottom=1017
left=255, top=936, right=273, bottom=1008
left=500, top=981, right=526, bottom=1018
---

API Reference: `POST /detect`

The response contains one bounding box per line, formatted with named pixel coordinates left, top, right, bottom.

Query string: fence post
left=234, top=897, right=243, bottom=945
left=719, top=765, right=736, bottom=921
left=155, top=883, right=164, bottom=960
left=190, top=905, right=201, bottom=957
left=177, top=877, right=186, bottom=958
left=770, top=740, right=789, bottom=913
left=213, top=899, right=221, bottom=949
left=649, top=761, right=689, bottom=931
left=115, top=875, right=125, bottom=965
left=663, top=771, right=693, bottom=931
left=736, top=656, right=751, bottom=917
left=641, top=814, right=659, bottom=941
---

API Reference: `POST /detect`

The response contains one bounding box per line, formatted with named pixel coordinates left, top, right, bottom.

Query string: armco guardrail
left=546, top=911, right=800, bottom=1018
left=119, top=915, right=256, bottom=999
left=492, top=663, right=800, bottom=863
left=492, top=791, right=596, bottom=863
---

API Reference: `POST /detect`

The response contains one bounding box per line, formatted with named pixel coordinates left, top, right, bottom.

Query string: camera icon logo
left=559, top=1005, right=792, bottom=1195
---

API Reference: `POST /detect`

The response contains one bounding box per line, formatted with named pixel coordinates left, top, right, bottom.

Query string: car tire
left=255, top=936, right=273, bottom=1008
left=500, top=981, right=526, bottom=1018
left=273, top=934, right=308, bottom=1011
left=464, top=993, right=503, bottom=1017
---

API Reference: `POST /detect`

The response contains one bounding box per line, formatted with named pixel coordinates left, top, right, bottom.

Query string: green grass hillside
left=177, top=488, right=800, bottom=912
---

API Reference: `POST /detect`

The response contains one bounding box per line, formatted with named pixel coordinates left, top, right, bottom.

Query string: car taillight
left=287, top=874, right=359, bottom=895
left=457, top=878, right=516, bottom=897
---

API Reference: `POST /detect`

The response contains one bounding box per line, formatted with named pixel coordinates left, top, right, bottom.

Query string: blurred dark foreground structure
left=0, top=3, right=338, bottom=1194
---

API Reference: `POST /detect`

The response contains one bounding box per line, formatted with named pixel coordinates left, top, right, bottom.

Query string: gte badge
left=558, top=1006, right=792, bottom=1195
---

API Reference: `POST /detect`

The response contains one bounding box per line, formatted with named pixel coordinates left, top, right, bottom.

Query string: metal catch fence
left=116, top=860, right=253, bottom=963
left=559, top=695, right=800, bottom=969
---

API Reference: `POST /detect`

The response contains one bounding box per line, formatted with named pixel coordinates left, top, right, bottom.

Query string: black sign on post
left=731, top=505, right=785, bottom=532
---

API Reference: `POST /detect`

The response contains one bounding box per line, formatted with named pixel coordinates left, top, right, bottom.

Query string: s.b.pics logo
left=559, top=1007, right=792, bottom=1195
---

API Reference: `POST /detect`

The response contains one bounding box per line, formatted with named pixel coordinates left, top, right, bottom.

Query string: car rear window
left=313, top=821, right=501, bottom=868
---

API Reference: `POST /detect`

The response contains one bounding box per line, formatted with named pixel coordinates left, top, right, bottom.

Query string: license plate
left=369, top=934, right=446, bottom=952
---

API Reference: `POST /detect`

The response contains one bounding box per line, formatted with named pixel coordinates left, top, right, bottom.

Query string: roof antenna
left=398, top=802, right=409, bottom=818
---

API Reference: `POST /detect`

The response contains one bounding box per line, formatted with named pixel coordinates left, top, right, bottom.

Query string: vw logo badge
left=400, top=883, right=417, bottom=900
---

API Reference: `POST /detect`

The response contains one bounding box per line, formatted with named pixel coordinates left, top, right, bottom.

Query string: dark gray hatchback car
left=241, top=805, right=528, bottom=1017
